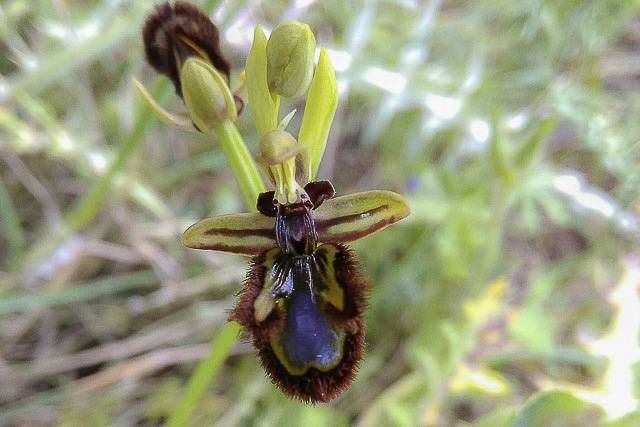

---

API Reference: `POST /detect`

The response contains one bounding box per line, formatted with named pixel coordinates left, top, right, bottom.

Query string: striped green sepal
left=313, top=191, right=410, bottom=243
left=181, top=212, right=276, bottom=255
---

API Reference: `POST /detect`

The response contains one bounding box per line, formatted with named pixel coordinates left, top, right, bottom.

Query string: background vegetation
left=2, top=0, right=640, bottom=425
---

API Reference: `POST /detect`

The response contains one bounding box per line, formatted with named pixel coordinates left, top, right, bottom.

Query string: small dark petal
left=257, top=191, right=277, bottom=217
left=233, top=94, right=245, bottom=116
left=230, top=244, right=368, bottom=403
left=304, top=180, right=336, bottom=209
left=142, top=1, right=230, bottom=96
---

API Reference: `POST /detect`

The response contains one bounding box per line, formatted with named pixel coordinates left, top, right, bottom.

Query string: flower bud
left=266, top=21, right=316, bottom=99
left=143, top=1, right=230, bottom=97
left=181, top=57, right=236, bottom=131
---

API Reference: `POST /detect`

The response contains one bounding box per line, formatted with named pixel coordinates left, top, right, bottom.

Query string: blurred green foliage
left=1, top=0, right=640, bottom=425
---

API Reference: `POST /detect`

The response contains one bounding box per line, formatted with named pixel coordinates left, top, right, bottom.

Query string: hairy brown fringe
left=230, top=244, right=369, bottom=403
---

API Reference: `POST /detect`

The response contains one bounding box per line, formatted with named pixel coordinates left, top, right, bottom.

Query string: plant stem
left=213, top=119, right=265, bottom=210
left=167, top=119, right=264, bottom=427
left=0, top=177, right=25, bottom=271
left=166, top=321, right=242, bottom=427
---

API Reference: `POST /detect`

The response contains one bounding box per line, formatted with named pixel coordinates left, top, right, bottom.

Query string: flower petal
left=133, top=78, right=196, bottom=131
left=246, top=26, right=279, bottom=136
left=298, top=48, right=339, bottom=181
left=181, top=212, right=276, bottom=255
left=313, top=191, right=410, bottom=243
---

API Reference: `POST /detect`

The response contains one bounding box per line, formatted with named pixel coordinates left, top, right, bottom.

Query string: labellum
left=183, top=180, right=410, bottom=402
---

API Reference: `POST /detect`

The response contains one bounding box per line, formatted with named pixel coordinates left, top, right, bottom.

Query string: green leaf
left=246, top=26, right=279, bottom=136
left=166, top=322, right=242, bottom=427
left=473, top=407, right=517, bottom=427
left=509, top=304, right=555, bottom=353
left=0, top=177, right=25, bottom=270
left=313, top=191, right=410, bottom=243
left=514, top=117, right=556, bottom=168
left=181, top=212, right=276, bottom=255
left=489, top=114, right=513, bottom=184
left=299, top=48, right=339, bottom=181
left=513, top=390, right=602, bottom=427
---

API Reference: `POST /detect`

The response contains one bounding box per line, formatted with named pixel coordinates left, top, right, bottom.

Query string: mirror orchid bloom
left=182, top=131, right=409, bottom=403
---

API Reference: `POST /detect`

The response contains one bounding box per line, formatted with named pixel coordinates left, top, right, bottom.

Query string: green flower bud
left=266, top=21, right=316, bottom=99
left=181, top=57, right=237, bottom=131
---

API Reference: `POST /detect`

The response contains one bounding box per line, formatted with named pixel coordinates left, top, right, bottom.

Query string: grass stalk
left=166, top=321, right=242, bottom=427
left=167, top=119, right=264, bottom=427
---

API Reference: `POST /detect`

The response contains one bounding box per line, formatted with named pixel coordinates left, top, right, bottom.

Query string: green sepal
left=313, top=191, right=410, bottom=243
left=246, top=26, right=279, bottom=136
left=181, top=212, right=275, bottom=255
left=298, top=48, right=339, bottom=181
left=133, top=78, right=196, bottom=131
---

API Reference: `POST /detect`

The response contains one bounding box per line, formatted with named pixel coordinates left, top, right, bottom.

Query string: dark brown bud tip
left=231, top=244, right=368, bottom=403
left=142, top=1, right=230, bottom=96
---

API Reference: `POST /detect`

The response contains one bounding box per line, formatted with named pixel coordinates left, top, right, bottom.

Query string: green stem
left=0, top=177, right=25, bottom=271
left=166, top=321, right=242, bottom=427
left=213, top=119, right=265, bottom=209
left=168, top=120, right=264, bottom=427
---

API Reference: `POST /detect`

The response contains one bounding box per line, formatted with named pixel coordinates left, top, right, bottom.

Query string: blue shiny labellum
left=267, top=253, right=346, bottom=375
left=231, top=242, right=367, bottom=403
left=279, top=281, right=344, bottom=371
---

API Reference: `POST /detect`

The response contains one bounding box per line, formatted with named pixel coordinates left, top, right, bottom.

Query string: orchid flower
left=139, top=1, right=410, bottom=403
